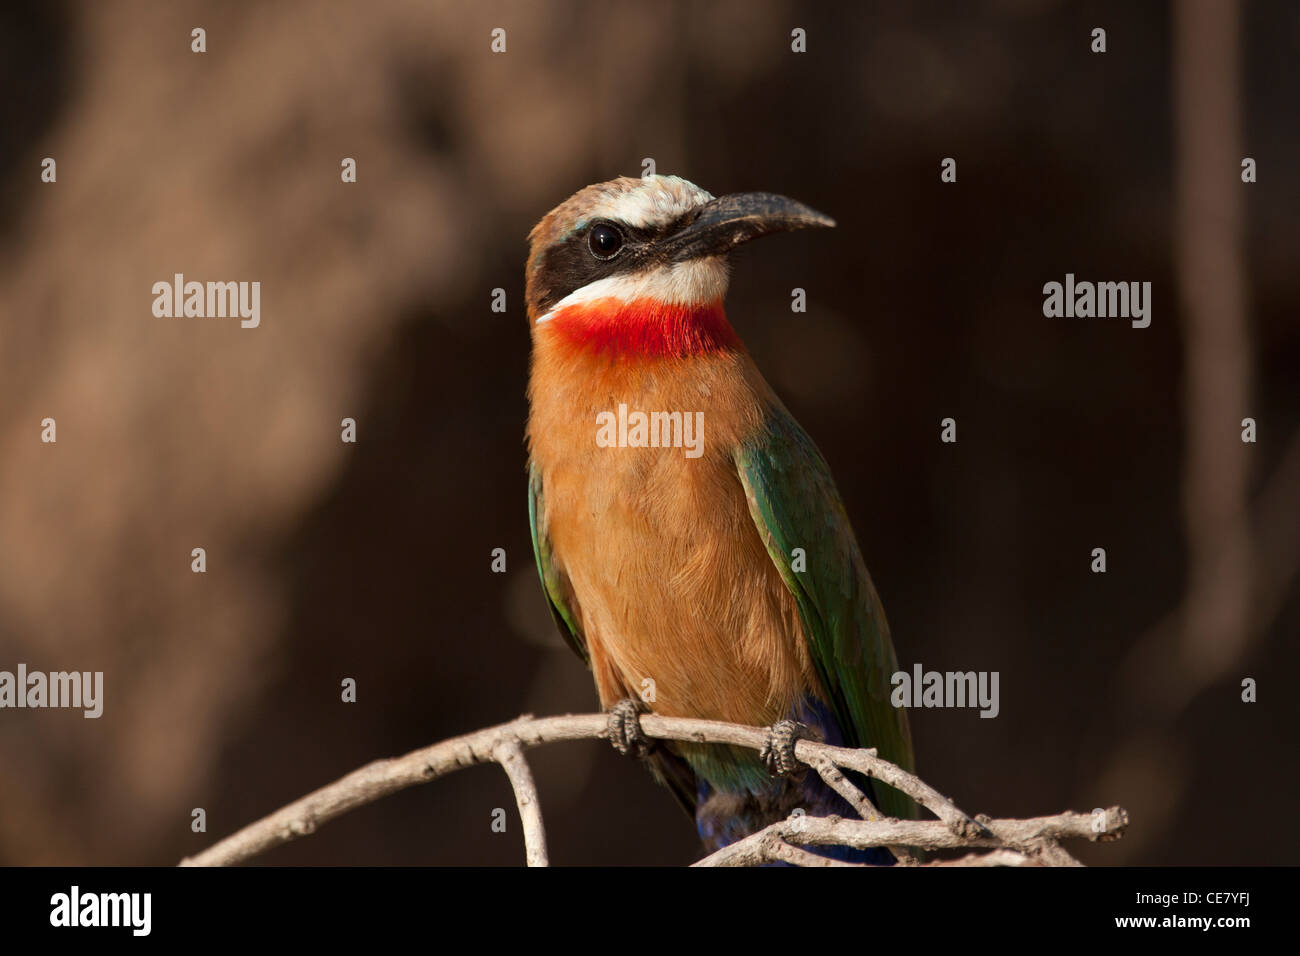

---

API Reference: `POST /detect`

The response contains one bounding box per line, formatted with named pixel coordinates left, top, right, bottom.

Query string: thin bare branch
left=812, top=755, right=915, bottom=865
left=179, top=713, right=604, bottom=867
left=767, top=836, right=860, bottom=867
left=928, top=849, right=1035, bottom=867
left=630, top=714, right=984, bottom=838
left=692, top=808, right=1127, bottom=867
left=493, top=739, right=547, bottom=867
left=180, top=712, right=1127, bottom=868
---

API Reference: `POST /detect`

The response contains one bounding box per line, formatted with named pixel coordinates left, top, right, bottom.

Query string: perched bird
left=524, top=175, right=915, bottom=859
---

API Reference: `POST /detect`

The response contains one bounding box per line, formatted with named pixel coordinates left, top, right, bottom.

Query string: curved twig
left=179, top=712, right=1127, bottom=868
left=493, top=739, right=548, bottom=867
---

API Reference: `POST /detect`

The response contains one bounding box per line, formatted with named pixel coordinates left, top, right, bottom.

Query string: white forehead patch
left=593, top=175, right=714, bottom=230
left=535, top=257, right=730, bottom=324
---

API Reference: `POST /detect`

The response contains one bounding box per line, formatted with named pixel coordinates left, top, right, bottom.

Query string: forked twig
left=179, top=712, right=1127, bottom=867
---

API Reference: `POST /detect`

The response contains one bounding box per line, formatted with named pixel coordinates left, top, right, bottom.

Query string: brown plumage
left=524, top=177, right=913, bottom=849
left=527, top=331, right=820, bottom=729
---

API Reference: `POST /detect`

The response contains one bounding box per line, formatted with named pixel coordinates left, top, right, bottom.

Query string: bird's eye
left=588, top=223, right=623, bottom=260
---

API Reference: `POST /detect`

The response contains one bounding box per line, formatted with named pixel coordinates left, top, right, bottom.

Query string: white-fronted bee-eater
left=525, top=175, right=915, bottom=860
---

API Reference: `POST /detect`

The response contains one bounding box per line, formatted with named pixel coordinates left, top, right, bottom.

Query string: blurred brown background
left=0, top=0, right=1295, bottom=866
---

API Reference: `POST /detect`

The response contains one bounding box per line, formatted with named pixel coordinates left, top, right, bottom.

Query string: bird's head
left=525, top=175, right=834, bottom=359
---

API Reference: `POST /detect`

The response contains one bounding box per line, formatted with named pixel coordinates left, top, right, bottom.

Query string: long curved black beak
left=661, top=192, right=836, bottom=262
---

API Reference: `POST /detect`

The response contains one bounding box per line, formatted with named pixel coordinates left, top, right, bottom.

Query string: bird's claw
left=760, top=719, right=809, bottom=777
left=607, top=698, right=653, bottom=759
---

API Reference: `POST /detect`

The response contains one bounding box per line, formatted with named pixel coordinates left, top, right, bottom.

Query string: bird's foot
left=607, top=698, right=653, bottom=759
left=760, top=719, right=810, bottom=777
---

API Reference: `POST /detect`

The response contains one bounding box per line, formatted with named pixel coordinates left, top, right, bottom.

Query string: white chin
left=536, top=258, right=730, bottom=323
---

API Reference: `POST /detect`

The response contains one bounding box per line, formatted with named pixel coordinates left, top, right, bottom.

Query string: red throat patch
left=542, top=297, right=739, bottom=359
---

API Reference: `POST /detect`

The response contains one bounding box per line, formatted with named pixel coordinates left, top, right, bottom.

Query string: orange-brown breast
left=526, top=328, right=818, bottom=727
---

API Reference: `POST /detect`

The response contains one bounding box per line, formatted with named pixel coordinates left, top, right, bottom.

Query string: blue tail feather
left=692, top=696, right=898, bottom=865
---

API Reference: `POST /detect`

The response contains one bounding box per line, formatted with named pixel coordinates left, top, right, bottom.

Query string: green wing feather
left=734, top=404, right=918, bottom=820
left=527, top=462, right=587, bottom=664
left=528, top=461, right=701, bottom=814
